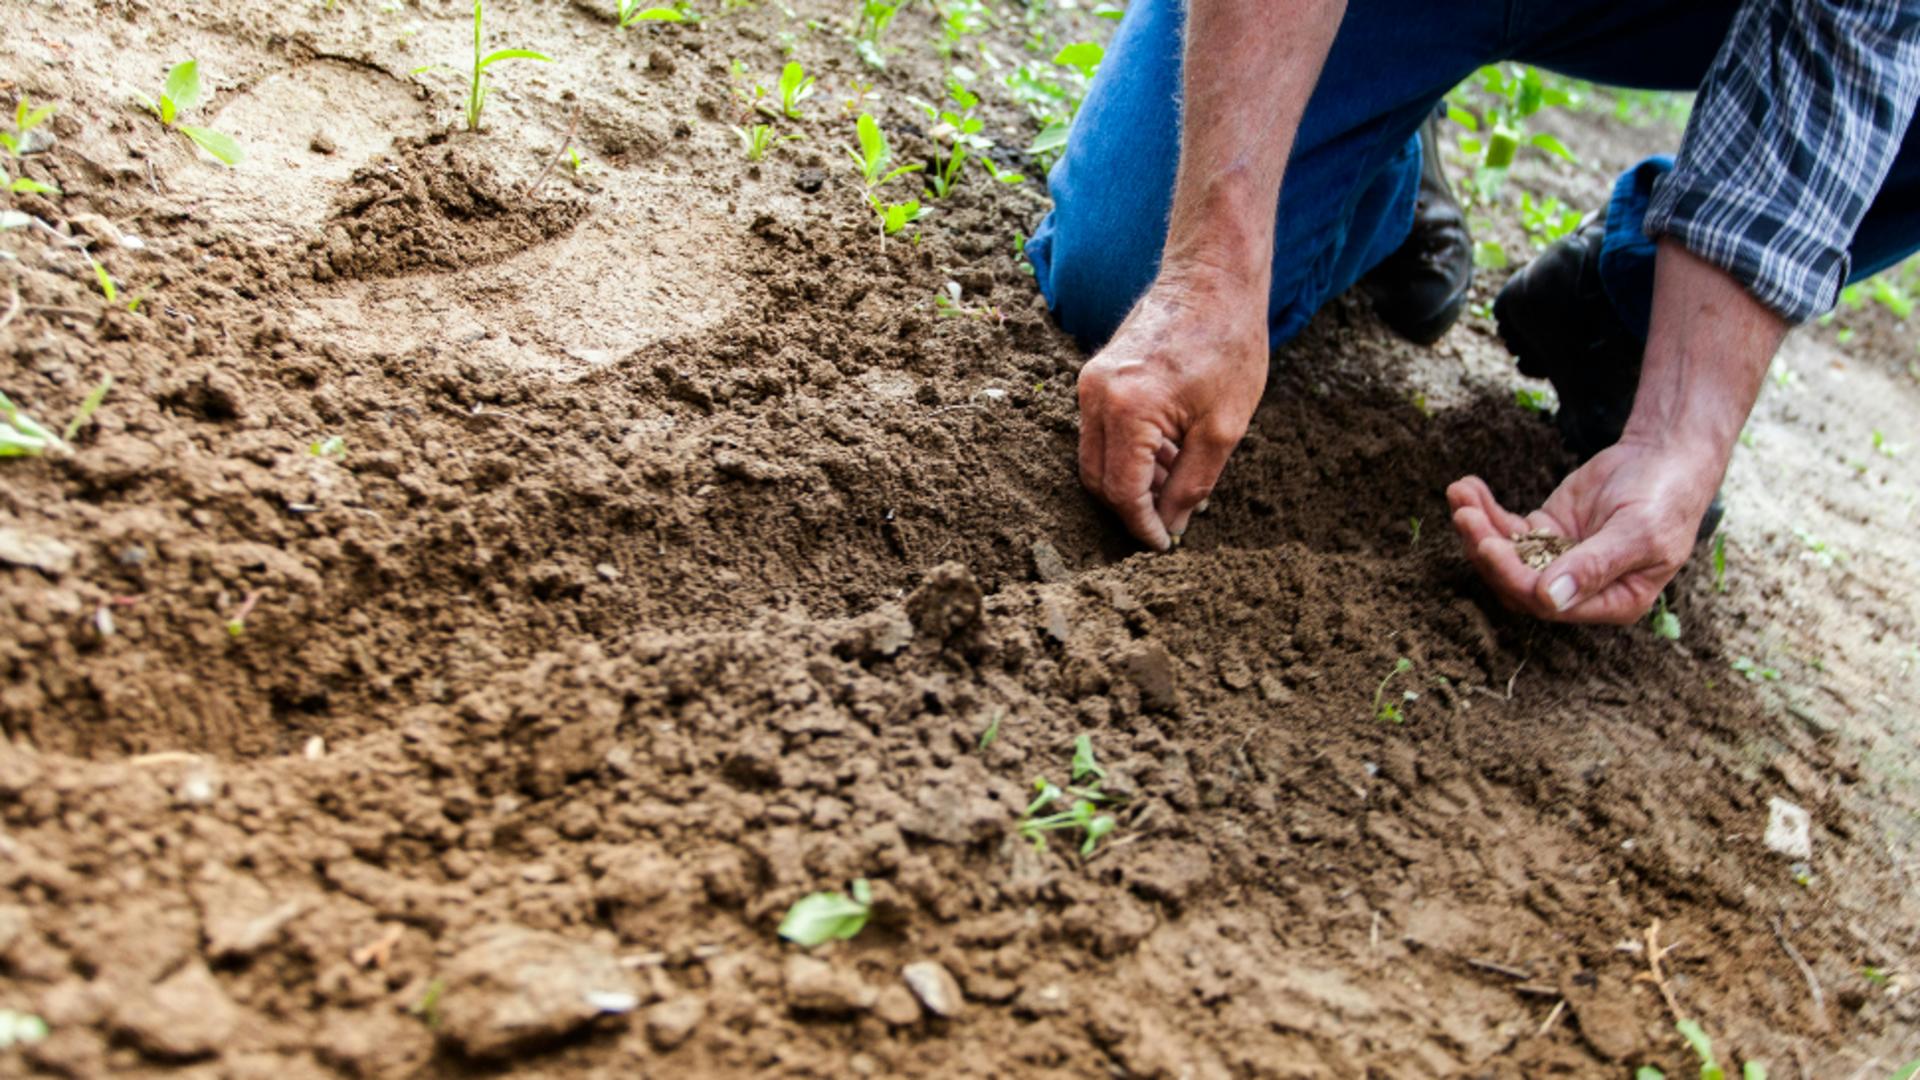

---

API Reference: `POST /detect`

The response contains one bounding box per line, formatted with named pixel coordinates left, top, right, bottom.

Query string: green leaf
left=1446, top=104, right=1478, bottom=132
left=62, top=374, right=112, bottom=443
left=89, top=257, right=118, bottom=303
left=1529, top=132, right=1577, bottom=163
left=160, top=96, right=177, bottom=127
left=1071, top=734, right=1106, bottom=782
left=0, top=1009, right=49, bottom=1049
left=178, top=126, right=242, bottom=165
left=622, top=6, right=684, bottom=24
left=777, top=884, right=871, bottom=947
left=977, top=709, right=1002, bottom=750
left=1741, top=1063, right=1767, bottom=1080
left=1473, top=238, right=1508, bottom=270
left=1676, top=1020, right=1720, bottom=1078
left=164, top=60, right=203, bottom=112
left=1027, top=120, right=1069, bottom=156
left=1092, top=3, right=1124, bottom=18
left=1051, top=42, right=1104, bottom=78
left=22, top=103, right=55, bottom=133
left=855, top=112, right=886, bottom=178
left=8, top=177, right=58, bottom=195
left=1635, top=1070, right=1667, bottom=1080
left=477, top=48, right=552, bottom=70
left=1889, top=1061, right=1920, bottom=1080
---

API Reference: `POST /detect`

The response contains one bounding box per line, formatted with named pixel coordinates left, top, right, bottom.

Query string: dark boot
left=1493, top=213, right=1725, bottom=539
left=1361, top=111, right=1474, bottom=346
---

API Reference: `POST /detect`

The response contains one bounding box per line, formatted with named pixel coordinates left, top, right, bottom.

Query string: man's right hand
left=1076, top=269, right=1270, bottom=550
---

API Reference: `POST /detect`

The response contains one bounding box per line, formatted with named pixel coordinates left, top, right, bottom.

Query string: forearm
left=1623, top=239, right=1788, bottom=468
left=1161, top=0, right=1346, bottom=287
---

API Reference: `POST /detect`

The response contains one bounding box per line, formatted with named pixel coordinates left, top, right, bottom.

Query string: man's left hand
left=1446, top=433, right=1723, bottom=624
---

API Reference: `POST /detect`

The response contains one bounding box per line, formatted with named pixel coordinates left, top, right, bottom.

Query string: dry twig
left=1638, top=918, right=1684, bottom=1024
left=1770, top=913, right=1828, bottom=1031
left=521, top=106, right=583, bottom=200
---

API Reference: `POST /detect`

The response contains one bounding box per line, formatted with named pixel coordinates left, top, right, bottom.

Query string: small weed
left=2, top=376, right=110, bottom=458
left=88, top=256, right=142, bottom=312
left=2, top=96, right=60, bottom=197
left=1711, top=533, right=1727, bottom=593
left=1650, top=595, right=1681, bottom=640
left=310, top=435, right=347, bottom=458
left=1474, top=237, right=1508, bottom=270
left=1011, top=230, right=1034, bottom=276
left=777, top=61, right=815, bottom=118
left=933, top=281, right=1003, bottom=322
left=414, top=0, right=551, bottom=133
left=846, top=112, right=920, bottom=187
left=1872, top=430, right=1901, bottom=459
left=63, top=374, right=111, bottom=442
left=1446, top=63, right=1578, bottom=201
left=134, top=61, right=243, bottom=165
left=1518, top=190, right=1583, bottom=247
left=1731, top=656, right=1781, bottom=683
left=1792, top=527, right=1842, bottom=569
left=777, top=879, right=871, bottom=947
left=1373, top=657, right=1414, bottom=723
left=1409, top=516, right=1422, bottom=545
left=566, top=146, right=590, bottom=173
left=853, top=0, right=908, bottom=68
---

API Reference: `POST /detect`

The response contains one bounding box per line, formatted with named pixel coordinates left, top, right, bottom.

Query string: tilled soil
left=1, top=1, right=1916, bottom=1076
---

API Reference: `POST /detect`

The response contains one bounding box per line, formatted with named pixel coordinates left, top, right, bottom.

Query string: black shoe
left=1493, top=213, right=1725, bottom=540
left=1362, top=111, right=1474, bottom=346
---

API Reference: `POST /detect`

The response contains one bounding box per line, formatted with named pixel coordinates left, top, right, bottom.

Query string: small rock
left=1765, top=797, right=1813, bottom=860
left=784, top=955, right=874, bottom=1015
left=906, top=562, right=983, bottom=641
left=794, top=167, right=824, bottom=193
left=871, top=985, right=921, bottom=1027
left=1121, top=643, right=1178, bottom=712
left=112, top=962, right=238, bottom=1060
left=1039, top=595, right=1071, bottom=643
left=900, top=961, right=964, bottom=1018
left=595, top=562, right=621, bottom=581
left=1014, top=981, right=1071, bottom=1017
left=1257, top=674, right=1292, bottom=704
left=204, top=897, right=308, bottom=961
left=1030, top=540, right=1069, bottom=584
left=309, top=133, right=337, bottom=154
left=302, top=736, right=326, bottom=760
left=175, top=767, right=218, bottom=805
left=435, top=925, right=639, bottom=1060
left=0, top=528, right=77, bottom=576
left=644, top=996, right=704, bottom=1051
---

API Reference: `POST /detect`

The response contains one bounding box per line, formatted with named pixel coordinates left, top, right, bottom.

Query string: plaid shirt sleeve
left=1642, top=0, right=1920, bottom=323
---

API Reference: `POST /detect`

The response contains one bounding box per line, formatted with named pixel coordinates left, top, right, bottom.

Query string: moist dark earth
left=1, top=1, right=1917, bottom=1076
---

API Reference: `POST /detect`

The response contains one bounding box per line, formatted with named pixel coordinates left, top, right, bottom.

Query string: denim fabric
left=1027, top=0, right=1920, bottom=351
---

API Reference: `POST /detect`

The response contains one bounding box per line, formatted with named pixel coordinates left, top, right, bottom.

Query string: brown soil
left=2, top=2, right=1917, bottom=1077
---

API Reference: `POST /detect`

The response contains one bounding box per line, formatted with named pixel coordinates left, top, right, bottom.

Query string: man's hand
left=1447, top=432, right=1721, bottom=623
left=1077, top=272, right=1269, bottom=550
left=1450, top=240, right=1786, bottom=623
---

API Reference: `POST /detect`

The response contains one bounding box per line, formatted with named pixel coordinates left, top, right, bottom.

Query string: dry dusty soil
left=1, top=0, right=1918, bottom=1076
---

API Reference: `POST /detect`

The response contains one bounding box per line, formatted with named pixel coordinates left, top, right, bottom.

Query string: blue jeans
left=1027, top=0, right=1920, bottom=350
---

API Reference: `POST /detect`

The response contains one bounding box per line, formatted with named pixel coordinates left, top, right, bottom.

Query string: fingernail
left=1194, top=498, right=1210, bottom=515
left=1167, top=531, right=1183, bottom=549
left=1547, top=575, right=1577, bottom=611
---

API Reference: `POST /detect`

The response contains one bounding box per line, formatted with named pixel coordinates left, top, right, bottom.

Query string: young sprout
left=617, top=0, right=690, bottom=26
left=845, top=113, right=920, bottom=187
left=1373, top=657, right=1413, bottom=723
left=88, top=256, right=141, bottom=312
left=1650, top=594, right=1681, bottom=641
left=63, top=374, right=111, bottom=443
left=1409, top=516, right=1422, bottom=545
left=733, top=122, right=797, bottom=162
left=2, top=97, right=59, bottom=196
left=777, top=879, right=872, bottom=947
left=1711, top=533, right=1728, bottom=593
left=777, top=61, right=815, bottom=119
left=868, top=195, right=927, bottom=240
left=853, top=0, right=907, bottom=68
left=976, top=707, right=1002, bottom=751
left=1731, top=656, right=1781, bottom=683
left=310, top=435, right=347, bottom=458
left=1071, top=733, right=1106, bottom=783
left=1018, top=737, right=1122, bottom=856
left=1514, top=386, right=1553, bottom=412
left=0, top=391, right=65, bottom=457
left=414, top=0, right=551, bottom=132
left=134, top=61, right=243, bottom=166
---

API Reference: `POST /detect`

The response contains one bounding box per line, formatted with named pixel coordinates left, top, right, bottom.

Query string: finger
left=1155, top=439, right=1179, bottom=470
left=1446, top=476, right=1532, bottom=539
left=1453, top=507, right=1552, bottom=617
left=1102, top=416, right=1172, bottom=551
left=1078, top=401, right=1106, bottom=496
left=1152, top=463, right=1170, bottom=492
left=1157, top=417, right=1240, bottom=538
left=1536, top=523, right=1665, bottom=621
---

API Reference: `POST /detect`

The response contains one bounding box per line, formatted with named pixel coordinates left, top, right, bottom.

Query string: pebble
left=900, top=961, right=964, bottom=1018
left=0, top=528, right=77, bottom=576
left=645, top=996, right=704, bottom=1050
left=1030, top=539, right=1069, bottom=584
left=783, top=955, right=874, bottom=1015
left=435, top=925, right=639, bottom=1059
left=871, top=985, right=921, bottom=1027
left=112, top=962, right=238, bottom=1060
left=1764, top=797, right=1813, bottom=859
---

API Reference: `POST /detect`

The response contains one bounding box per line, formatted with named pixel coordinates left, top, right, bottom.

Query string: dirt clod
left=111, top=962, right=238, bottom=1061
left=784, top=955, right=875, bottom=1015
left=435, top=925, right=638, bottom=1060
left=900, top=961, right=965, bottom=1018
left=644, top=996, right=706, bottom=1051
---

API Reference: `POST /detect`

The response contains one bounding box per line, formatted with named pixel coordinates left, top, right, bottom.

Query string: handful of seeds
left=1512, top=528, right=1573, bottom=571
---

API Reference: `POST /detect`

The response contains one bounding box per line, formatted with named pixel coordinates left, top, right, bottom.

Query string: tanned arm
left=1077, top=0, right=1348, bottom=550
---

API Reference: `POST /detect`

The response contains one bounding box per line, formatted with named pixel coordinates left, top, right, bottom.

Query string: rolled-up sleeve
left=1642, top=0, right=1920, bottom=323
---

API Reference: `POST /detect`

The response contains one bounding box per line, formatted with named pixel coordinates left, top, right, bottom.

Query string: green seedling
left=134, top=61, right=243, bottom=166
left=1446, top=63, right=1577, bottom=202
left=225, top=589, right=263, bottom=638
left=1409, top=516, right=1422, bottom=544
left=1873, top=430, right=1901, bottom=459
left=410, top=977, right=446, bottom=1028
left=846, top=113, right=921, bottom=187
left=1519, top=190, right=1583, bottom=247
left=1792, top=527, right=1842, bottom=568
left=853, top=0, right=907, bottom=68
left=414, top=0, right=551, bottom=133
left=88, top=256, right=142, bottom=312
left=1731, top=656, right=1780, bottom=683
left=1019, top=736, right=1121, bottom=856
left=566, top=146, right=588, bottom=173
left=868, top=194, right=928, bottom=239
left=977, top=707, right=1002, bottom=751
left=933, top=282, right=1004, bottom=322
left=1514, top=385, right=1553, bottom=412
left=1711, top=533, right=1727, bottom=593
left=1012, top=230, right=1034, bottom=276
left=3, top=375, right=111, bottom=458
left=617, top=0, right=690, bottom=26
left=63, top=374, right=111, bottom=442
left=1373, top=657, right=1414, bottom=723
left=1650, top=595, right=1681, bottom=641
left=0, top=1009, right=48, bottom=1049
left=734, top=122, right=797, bottom=161
left=310, top=435, right=346, bottom=458
left=917, top=77, right=1021, bottom=197
left=1051, top=41, right=1104, bottom=78
left=778, top=879, right=871, bottom=947
left=1474, top=236, right=1509, bottom=270
left=777, top=61, right=815, bottom=118
left=2, top=96, right=59, bottom=196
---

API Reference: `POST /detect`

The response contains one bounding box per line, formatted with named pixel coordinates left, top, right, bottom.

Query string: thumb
left=1536, top=521, right=1654, bottom=615
left=1156, top=416, right=1240, bottom=539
